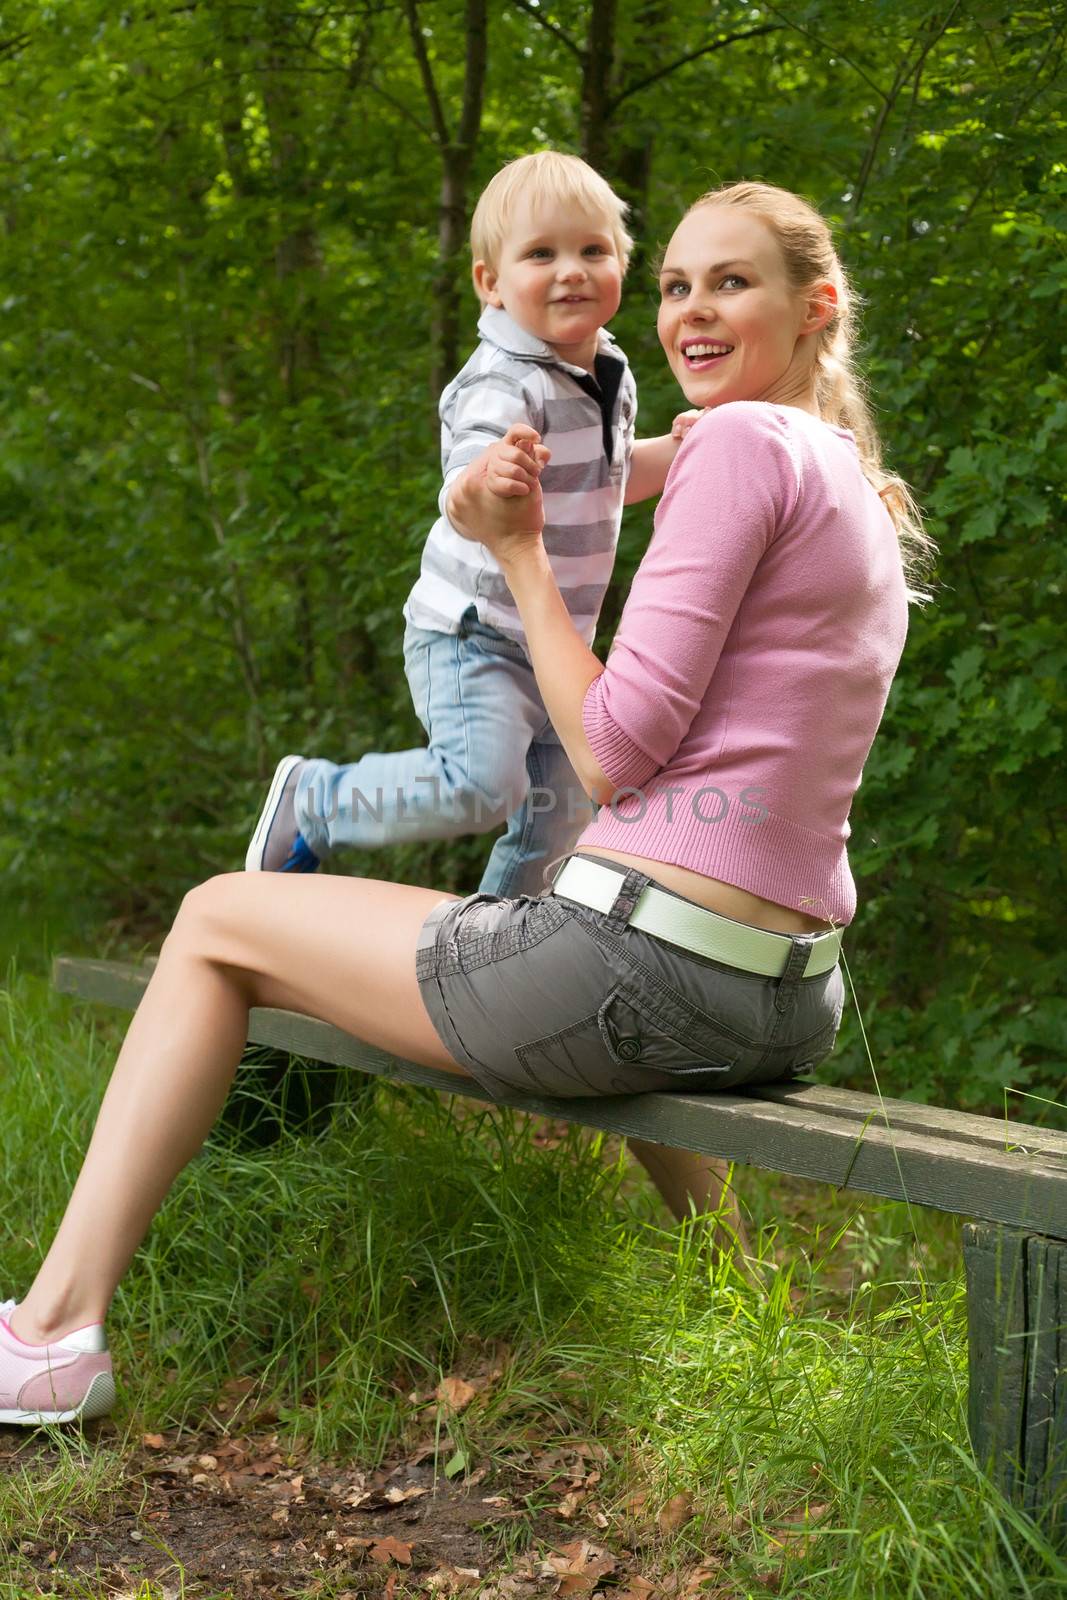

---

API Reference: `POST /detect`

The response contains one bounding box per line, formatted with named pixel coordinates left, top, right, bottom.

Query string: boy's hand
left=448, top=424, right=550, bottom=550
left=485, top=425, right=551, bottom=498
left=671, top=408, right=705, bottom=442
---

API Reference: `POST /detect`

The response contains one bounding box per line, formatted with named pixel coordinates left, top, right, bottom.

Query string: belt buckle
left=545, top=854, right=574, bottom=894
left=800, top=929, right=839, bottom=977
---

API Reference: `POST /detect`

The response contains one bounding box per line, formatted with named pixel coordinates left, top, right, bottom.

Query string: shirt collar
left=477, top=304, right=624, bottom=373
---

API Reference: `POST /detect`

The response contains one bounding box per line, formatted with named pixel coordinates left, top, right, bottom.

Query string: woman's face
left=657, top=207, right=831, bottom=412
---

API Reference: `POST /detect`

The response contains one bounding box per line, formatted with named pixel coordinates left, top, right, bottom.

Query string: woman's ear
left=801, top=280, right=838, bottom=336
left=472, top=260, right=503, bottom=307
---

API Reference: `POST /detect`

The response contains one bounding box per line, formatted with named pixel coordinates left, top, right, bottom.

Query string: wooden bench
left=55, top=955, right=1067, bottom=1537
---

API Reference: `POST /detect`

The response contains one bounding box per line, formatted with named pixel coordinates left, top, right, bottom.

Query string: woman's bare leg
left=627, top=1140, right=750, bottom=1252
left=11, top=873, right=466, bottom=1345
left=11, top=871, right=751, bottom=1344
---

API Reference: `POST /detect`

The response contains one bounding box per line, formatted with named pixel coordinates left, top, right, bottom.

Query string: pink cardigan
left=578, top=401, right=909, bottom=925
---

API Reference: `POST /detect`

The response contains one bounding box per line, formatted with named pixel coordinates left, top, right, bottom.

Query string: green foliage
left=0, top=1, right=1064, bottom=1112
left=3, top=973, right=1066, bottom=1594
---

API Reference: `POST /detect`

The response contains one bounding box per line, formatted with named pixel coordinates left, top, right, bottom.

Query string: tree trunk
left=609, top=0, right=668, bottom=262
left=434, top=139, right=477, bottom=395
left=404, top=0, right=487, bottom=395
left=579, top=0, right=617, bottom=173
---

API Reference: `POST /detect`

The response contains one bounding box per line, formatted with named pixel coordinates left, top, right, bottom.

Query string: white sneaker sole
left=0, top=1369, right=117, bottom=1426
left=245, top=754, right=305, bottom=872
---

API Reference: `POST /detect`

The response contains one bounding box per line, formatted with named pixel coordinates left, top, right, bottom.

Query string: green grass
left=1, top=965, right=1065, bottom=1598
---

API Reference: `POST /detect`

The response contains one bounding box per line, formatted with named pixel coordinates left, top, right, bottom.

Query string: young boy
left=246, top=151, right=690, bottom=897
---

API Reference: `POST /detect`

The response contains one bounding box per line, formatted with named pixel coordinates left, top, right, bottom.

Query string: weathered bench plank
left=757, top=1080, right=1067, bottom=1160
left=54, top=958, right=1067, bottom=1238
left=964, top=1224, right=1067, bottom=1533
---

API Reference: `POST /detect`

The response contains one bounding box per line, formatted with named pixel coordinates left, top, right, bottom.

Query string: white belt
left=550, top=856, right=842, bottom=980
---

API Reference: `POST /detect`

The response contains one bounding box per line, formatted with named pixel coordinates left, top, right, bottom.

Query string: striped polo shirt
left=403, top=306, right=636, bottom=647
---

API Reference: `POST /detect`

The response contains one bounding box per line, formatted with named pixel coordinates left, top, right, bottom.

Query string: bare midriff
left=579, top=846, right=835, bottom=935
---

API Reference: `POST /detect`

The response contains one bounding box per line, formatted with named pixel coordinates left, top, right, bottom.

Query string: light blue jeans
left=295, top=609, right=598, bottom=898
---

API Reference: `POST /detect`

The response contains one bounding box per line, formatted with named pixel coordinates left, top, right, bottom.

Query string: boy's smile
left=473, top=197, right=623, bottom=373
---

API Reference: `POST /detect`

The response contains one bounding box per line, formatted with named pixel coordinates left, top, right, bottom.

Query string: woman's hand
left=447, top=424, right=551, bottom=564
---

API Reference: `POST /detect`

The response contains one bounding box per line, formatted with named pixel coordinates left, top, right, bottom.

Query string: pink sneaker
left=0, top=1300, right=116, bottom=1425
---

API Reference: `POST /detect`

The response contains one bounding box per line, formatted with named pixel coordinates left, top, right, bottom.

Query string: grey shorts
left=415, top=854, right=845, bottom=1100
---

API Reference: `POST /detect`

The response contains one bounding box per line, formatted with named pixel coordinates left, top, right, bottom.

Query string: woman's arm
left=446, top=428, right=615, bottom=803
left=496, top=542, right=614, bottom=803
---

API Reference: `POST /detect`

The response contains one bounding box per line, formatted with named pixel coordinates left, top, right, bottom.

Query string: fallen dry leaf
left=408, top=1435, right=454, bottom=1464
left=679, top=1564, right=722, bottom=1595
left=384, top=1483, right=429, bottom=1504
left=436, top=1375, right=478, bottom=1411
left=765, top=1500, right=832, bottom=1559
left=616, top=1578, right=657, bottom=1600
left=543, top=1539, right=617, bottom=1596
left=557, top=1489, right=585, bottom=1519
left=775, top=1500, right=831, bottom=1532
left=270, top=1473, right=306, bottom=1502
left=427, top=1567, right=481, bottom=1594
left=657, top=1491, right=695, bottom=1534
left=369, top=1536, right=414, bottom=1567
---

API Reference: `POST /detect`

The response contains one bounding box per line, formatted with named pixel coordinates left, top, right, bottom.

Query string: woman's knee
left=167, top=873, right=246, bottom=957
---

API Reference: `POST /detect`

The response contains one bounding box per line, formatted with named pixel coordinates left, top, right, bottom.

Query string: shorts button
left=616, top=1036, right=642, bottom=1063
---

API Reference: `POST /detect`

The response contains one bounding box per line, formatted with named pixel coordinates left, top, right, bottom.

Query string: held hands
left=449, top=424, right=551, bottom=563
left=484, top=424, right=551, bottom=499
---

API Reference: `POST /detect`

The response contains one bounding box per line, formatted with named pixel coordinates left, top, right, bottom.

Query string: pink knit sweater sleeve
left=581, top=403, right=801, bottom=788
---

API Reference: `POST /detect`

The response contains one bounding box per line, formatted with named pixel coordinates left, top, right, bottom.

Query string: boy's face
left=474, top=197, right=623, bottom=368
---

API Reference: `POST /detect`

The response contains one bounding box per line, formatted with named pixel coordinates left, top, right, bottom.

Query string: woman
left=0, top=183, right=929, bottom=1425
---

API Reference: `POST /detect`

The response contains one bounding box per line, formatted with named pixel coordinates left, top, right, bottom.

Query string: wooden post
left=963, top=1222, right=1067, bottom=1535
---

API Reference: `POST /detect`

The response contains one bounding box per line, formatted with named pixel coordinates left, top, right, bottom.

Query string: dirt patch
left=2, top=1427, right=730, bottom=1599
left=4, top=1428, right=528, bottom=1596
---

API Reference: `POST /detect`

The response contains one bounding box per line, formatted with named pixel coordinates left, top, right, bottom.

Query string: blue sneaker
left=246, top=755, right=321, bottom=873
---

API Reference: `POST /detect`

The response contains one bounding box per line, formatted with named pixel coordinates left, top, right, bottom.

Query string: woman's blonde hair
left=471, top=152, right=633, bottom=281
left=687, top=181, right=935, bottom=599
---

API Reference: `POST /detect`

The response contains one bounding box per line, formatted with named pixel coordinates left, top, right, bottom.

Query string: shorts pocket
left=514, top=982, right=743, bottom=1099
left=598, top=984, right=742, bottom=1076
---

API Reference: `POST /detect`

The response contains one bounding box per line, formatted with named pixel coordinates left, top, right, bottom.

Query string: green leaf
left=959, top=503, right=1000, bottom=544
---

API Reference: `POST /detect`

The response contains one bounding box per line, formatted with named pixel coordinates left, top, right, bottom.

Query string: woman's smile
left=657, top=207, right=828, bottom=412
left=681, top=338, right=735, bottom=370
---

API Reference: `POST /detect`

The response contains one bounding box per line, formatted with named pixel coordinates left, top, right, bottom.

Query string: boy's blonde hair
left=686, top=181, right=935, bottom=600
left=471, top=152, right=633, bottom=284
